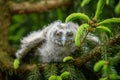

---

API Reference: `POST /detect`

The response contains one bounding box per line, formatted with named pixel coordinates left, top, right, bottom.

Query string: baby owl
left=15, top=21, right=99, bottom=63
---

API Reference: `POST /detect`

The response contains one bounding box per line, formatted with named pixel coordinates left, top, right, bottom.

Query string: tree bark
left=0, top=1, right=11, bottom=52
left=0, top=0, right=14, bottom=75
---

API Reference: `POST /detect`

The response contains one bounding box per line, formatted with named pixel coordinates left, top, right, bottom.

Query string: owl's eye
left=66, top=32, right=73, bottom=37
left=55, top=31, right=62, bottom=36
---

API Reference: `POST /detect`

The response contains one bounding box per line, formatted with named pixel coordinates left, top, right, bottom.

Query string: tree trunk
left=0, top=1, right=14, bottom=77
left=0, top=0, right=12, bottom=53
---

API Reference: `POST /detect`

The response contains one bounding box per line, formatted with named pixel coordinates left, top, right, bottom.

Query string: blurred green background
left=9, top=0, right=120, bottom=48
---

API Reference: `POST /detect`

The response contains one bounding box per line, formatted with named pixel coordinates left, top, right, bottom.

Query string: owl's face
left=53, top=28, right=74, bottom=46
left=48, top=21, right=78, bottom=47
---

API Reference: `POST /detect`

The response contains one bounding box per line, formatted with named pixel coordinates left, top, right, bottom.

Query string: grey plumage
left=15, top=21, right=100, bottom=63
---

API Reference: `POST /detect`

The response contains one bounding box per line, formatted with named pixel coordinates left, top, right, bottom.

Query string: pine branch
left=74, top=32, right=120, bottom=67
left=110, top=52, right=120, bottom=66
left=17, top=64, right=46, bottom=73
left=0, top=21, right=119, bottom=74
left=8, top=0, right=72, bottom=14
left=61, top=64, right=78, bottom=80
left=1, top=33, right=120, bottom=74
left=27, top=66, right=41, bottom=80
left=15, top=33, right=120, bottom=73
left=44, top=63, right=58, bottom=79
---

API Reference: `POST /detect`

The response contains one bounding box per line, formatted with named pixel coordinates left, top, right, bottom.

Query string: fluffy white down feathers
left=15, top=21, right=100, bottom=63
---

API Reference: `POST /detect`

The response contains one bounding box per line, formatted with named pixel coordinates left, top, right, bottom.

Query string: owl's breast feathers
left=37, top=41, right=76, bottom=62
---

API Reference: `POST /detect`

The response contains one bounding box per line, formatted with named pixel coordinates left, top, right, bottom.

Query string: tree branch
left=16, top=33, right=120, bottom=72
left=9, top=0, right=72, bottom=14
left=17, top=63, right=46, bottom=73
left=74, top=33, right=120, bottom=67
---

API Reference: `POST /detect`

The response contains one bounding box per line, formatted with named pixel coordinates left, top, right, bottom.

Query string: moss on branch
left=0, top=49, right=14, bottom=73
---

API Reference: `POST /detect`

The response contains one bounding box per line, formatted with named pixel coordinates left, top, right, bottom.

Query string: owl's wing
left=86, top=33, right=100, bottom=45
left=80, top=33, right=100, bottom=53
left=15, top=20, right=63, bottom=59
left=15, top=27, right=50, bottom=59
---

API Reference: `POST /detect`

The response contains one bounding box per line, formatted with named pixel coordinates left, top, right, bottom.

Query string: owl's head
left=47, top=21, right=79, bottom=46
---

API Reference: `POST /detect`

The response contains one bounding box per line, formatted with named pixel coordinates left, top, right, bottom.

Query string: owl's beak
left=62, top=40, right=66, bottom=46
left=61, top=36, right=66, bottom=46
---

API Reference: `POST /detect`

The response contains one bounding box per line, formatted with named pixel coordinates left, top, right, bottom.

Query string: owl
left=15, top=21, right=100, bottom=63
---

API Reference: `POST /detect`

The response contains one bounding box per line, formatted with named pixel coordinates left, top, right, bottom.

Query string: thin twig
left=80, top=28, right=92, bottom=45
